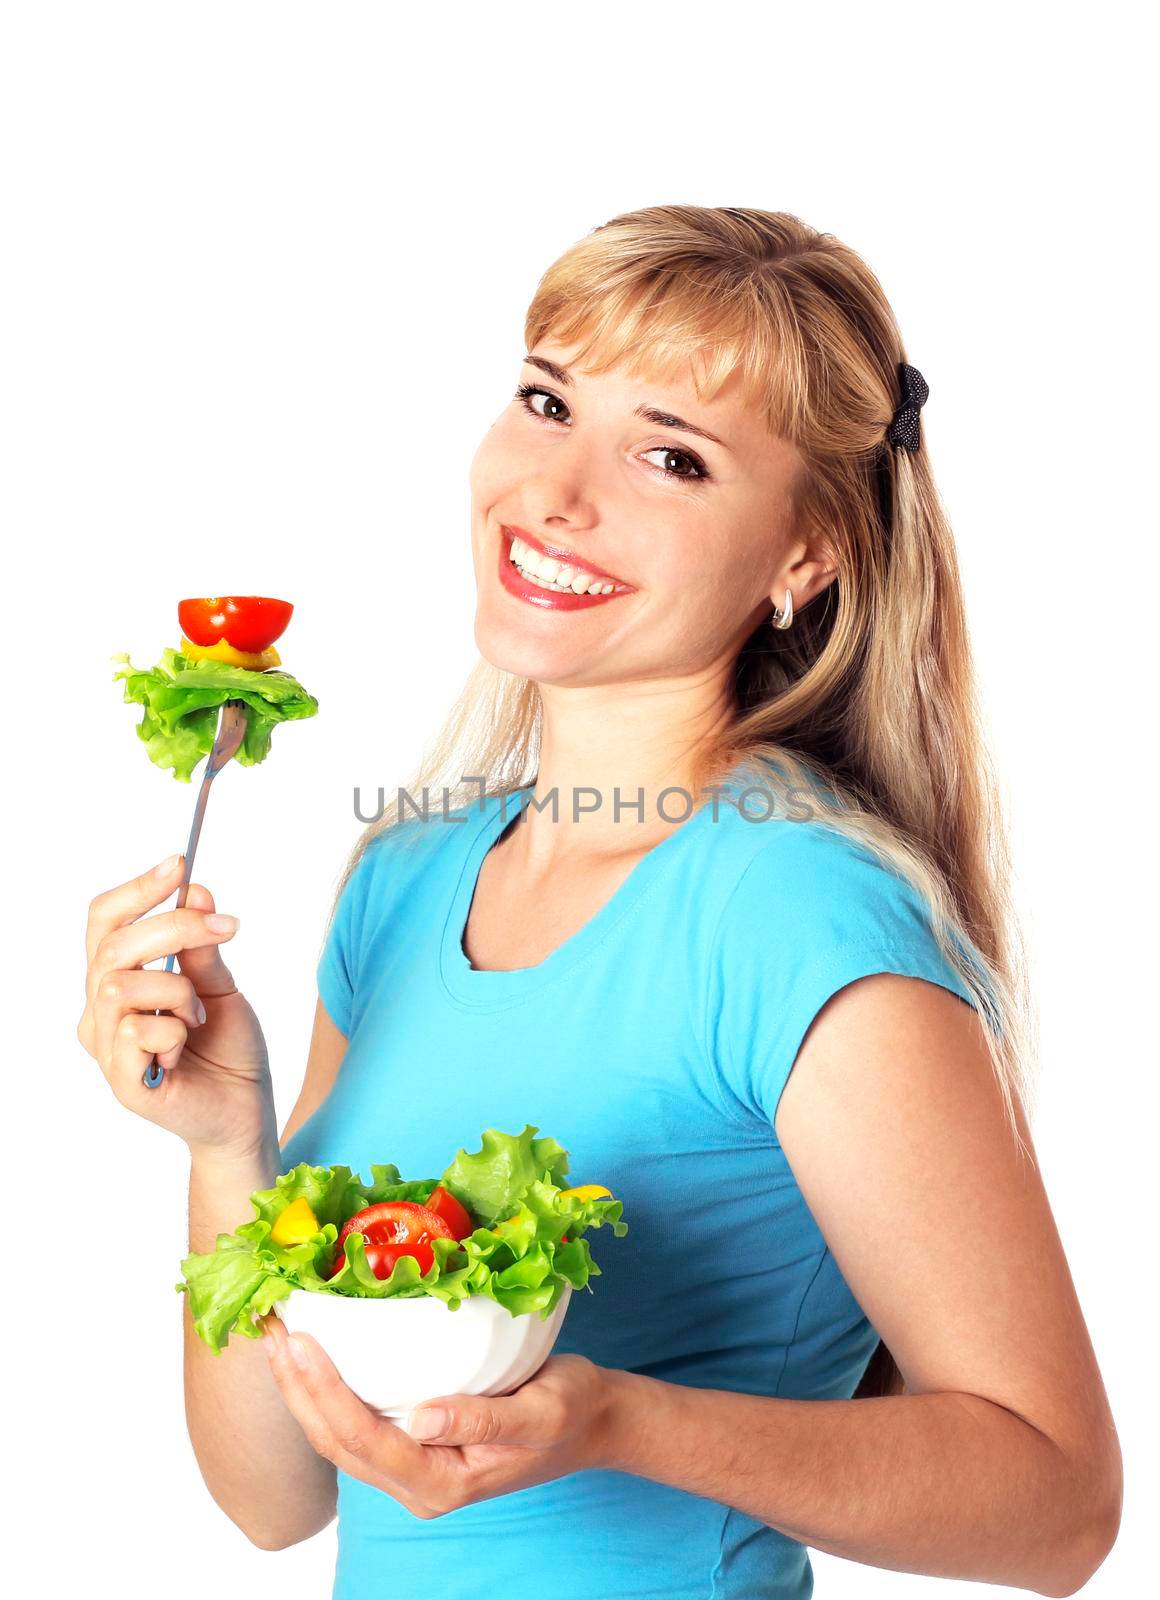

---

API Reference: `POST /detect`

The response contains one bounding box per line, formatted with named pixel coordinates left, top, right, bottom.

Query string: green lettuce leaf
left=178, top=1125, right=628, bottom=1354
left=112, top=646, right=319, bottom=782
left=439, top=1125, right=570, bottom=1222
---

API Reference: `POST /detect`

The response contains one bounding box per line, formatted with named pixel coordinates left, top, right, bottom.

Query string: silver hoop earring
left=769, top=588, right=794, bottom=630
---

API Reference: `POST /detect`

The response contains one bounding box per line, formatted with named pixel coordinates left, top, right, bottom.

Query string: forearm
left=600, top=1372, right=1111, bottom=1598
left=184, top=1140, right=337, bottom=1549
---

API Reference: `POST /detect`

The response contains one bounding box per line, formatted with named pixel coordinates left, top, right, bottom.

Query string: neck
left=514, top=668, right=736, bottom=863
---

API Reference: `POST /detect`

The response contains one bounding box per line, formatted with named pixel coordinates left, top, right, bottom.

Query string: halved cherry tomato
left=177, top=596, right=294, bottom=655
left=329, top=1200, right=454, bottom=1281
left=422, top=1184, right=475, bottom=1241
left=362, top=1241, right=406, bottom=1280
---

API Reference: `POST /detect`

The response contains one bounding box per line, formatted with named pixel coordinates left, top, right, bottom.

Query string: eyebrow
left=522, top=353, right=730, bottom=450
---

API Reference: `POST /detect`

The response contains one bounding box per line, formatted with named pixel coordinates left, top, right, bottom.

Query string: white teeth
left=517, top=565, right=585, bottom=594
left=507, top=535, right=625, bottom=596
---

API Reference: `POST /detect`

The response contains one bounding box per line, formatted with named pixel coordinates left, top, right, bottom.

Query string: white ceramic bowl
left=276, top=1284, right=573, bottom=1419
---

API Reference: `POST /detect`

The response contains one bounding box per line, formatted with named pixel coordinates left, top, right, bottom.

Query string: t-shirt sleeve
left=703, top=822, right=983, bottom=1130
left=315, top=843, right=382, bottom=1036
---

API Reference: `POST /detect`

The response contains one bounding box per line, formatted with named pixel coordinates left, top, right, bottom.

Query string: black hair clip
left=886, top=362, right=929, bottom=452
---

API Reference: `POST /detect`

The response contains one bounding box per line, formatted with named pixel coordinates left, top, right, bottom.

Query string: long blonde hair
left=329, top=206, right=1038, bottom=1395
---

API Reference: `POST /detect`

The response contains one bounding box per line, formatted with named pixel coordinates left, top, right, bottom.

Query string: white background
left=3, top=3, right=1154, bottom=1595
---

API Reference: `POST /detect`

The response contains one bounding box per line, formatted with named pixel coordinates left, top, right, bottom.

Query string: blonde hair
left=329, top=206, right=1038, bottom=1391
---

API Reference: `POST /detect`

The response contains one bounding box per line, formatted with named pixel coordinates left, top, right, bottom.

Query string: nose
left=521, top=430, right=608, bottom=530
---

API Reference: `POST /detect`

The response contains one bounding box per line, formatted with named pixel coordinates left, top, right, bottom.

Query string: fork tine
left=207, top=698, right=249, bottom=775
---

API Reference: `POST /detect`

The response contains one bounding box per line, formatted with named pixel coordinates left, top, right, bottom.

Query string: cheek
left=657, top=550, right=745, bottom=628
left=468, top=437, right=509, bottom=559
left=639, top=558, right=765, bottom=669
left=467, top=438, right=497, bottom=509
left=469, top=414, right=524, bottom=499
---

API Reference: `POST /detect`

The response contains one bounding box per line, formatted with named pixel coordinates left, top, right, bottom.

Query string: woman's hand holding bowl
left=260, top=1312, right=622, bottom=1519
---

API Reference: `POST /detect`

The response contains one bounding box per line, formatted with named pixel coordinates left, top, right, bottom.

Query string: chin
left=472, top=607, right=601, bottom=688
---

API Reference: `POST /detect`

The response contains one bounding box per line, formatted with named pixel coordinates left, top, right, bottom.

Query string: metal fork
left=143, top=699, right=249, bottom=1088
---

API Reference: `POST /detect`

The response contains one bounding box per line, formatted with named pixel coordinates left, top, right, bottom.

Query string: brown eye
left=643, top=447, right=704, bottom=480
left=515, top=383, right=570, bottom=422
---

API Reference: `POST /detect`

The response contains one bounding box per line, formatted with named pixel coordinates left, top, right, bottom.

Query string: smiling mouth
left=501, top=527, right=633, bottom=595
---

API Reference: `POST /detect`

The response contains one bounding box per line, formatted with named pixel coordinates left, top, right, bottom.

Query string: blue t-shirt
left=282, top=768, right=980, bottom=1599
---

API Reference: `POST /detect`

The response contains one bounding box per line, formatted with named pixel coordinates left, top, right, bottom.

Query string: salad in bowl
left=178, top=1125, right=628, bottom=1417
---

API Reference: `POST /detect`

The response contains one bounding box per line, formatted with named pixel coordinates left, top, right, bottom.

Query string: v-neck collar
left=438, top=783, right=720, bottom=1011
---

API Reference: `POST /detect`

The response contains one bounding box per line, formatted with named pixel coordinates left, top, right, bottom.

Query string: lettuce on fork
left=179, top=1126, right=629, bottom=1355
left=111, top=646, right=319, bottom=782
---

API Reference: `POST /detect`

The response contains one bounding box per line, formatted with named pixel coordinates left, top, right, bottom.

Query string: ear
left=773, top=535, right=838, bottom=614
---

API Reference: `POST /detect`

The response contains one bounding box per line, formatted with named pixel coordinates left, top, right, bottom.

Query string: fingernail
left=154, top=853, right=181, bottom=877
left=287, top=1334, right=311, bottom=1371
left=404, top=1407, right=449, bottom=1440
left=205, top=913, right=239, bottom=934
left=195, top=999, right=207, bottom=1025
left=260, top=1335, right=276, bottom=1359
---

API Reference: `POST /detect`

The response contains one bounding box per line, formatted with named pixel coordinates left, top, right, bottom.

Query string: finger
left=92, top=969, right=206, bottom=1071
left=258, top=1310, right=285, bottom=1345
left=107, top=1009, right=188, bottom=1094
left=89, top=905, right=239, bottom=996
left=406, top=1357, right=574, bottom=1447
left=284, top=1332, right=426, bottom=1481
left=85, top=854, right=186, bottom=967
left=261, top=1322, right=374, bottom=1471
left=95, top=968, right=206, bottom=1029
left=78, top=873, right=211, bottom=1053
left=173, top=884, right=239, bottom=997
left=405, top=1392, right=536, bottom=1447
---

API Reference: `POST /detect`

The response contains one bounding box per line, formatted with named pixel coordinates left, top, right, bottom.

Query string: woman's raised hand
left=78, top=854, right=276, bottom=1161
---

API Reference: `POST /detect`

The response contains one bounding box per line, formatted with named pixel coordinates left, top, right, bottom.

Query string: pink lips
left=497, top=527, right=633, bottom=612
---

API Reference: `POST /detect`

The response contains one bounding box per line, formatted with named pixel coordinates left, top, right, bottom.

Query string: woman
left=78, top=206, right=1121, bottom=1598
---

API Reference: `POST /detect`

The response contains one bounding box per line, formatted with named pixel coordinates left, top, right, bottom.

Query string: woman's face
left=468, top=337, right=825, bottom=688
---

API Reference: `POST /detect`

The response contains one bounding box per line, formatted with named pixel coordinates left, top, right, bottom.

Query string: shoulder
left=701, top=817, right=981, bottom=1127
left=315, top=794, right=501, bottom=1028
left=338, top=789, right=505, bottom=900
left=709, top=814, right=943, bottom=954
left=695, top=758, right=929, bottom=923
left=706, top=810, right=983, bottom=1033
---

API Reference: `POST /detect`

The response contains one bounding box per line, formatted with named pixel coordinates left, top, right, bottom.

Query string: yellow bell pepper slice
left=486, top=1186, right=613, bottom=1241
left=179, top=635, right=281, bottom=671
left=270, top=1196, right=321, bottom=1246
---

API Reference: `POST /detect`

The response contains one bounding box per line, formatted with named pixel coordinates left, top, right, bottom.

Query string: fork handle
left=143, top=762, right=218, bottom=1089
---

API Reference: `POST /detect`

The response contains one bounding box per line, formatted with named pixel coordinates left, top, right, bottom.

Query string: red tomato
left=422, top=1185, right=475, bottom=1241
left=330, top=1200, right=454, bottom=1281
left=177, top=596, right=294, bottom=654
left=363, top=1241, right=405, bottom=1280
